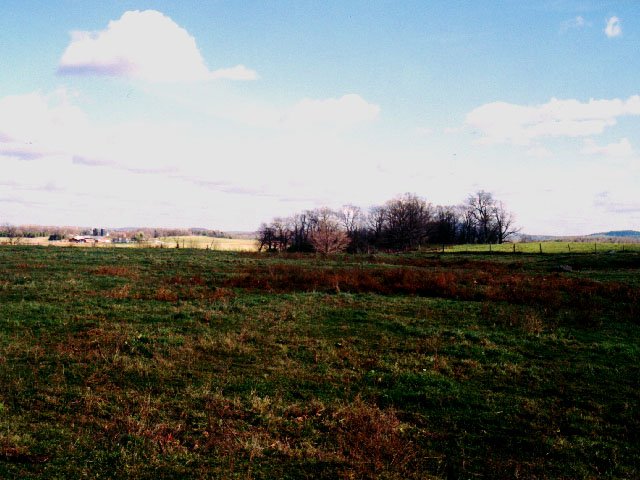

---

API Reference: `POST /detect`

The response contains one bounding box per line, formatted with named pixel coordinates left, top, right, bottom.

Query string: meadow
left=443, top=241, right=640, bottom=254
left=0, top=246, right=638, bottom=478
left=0, top=236, right=258, bottom=251
left=159, top=236, right=259, bottom=251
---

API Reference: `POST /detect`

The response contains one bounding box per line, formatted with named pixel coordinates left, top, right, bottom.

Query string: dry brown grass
left=226, top=262, right=637, bottom=316
left=91, top=266, right=139, bottom=278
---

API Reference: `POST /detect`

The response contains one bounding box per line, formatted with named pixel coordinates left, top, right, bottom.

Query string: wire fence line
left=2, top=237, right=640, bottom=254
left=431, top=241, right=640, bottom=254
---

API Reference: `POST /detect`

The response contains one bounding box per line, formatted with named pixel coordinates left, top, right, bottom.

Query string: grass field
left=0, top=246, right=638, bottom=478
left=3, top=236, right=639, bottom=254
left=0, top=237, right=50, bottom=246
left=442, top=241, right=640, bottom=254
left=159, top=236, right=259, bottom=251
left=0, top=236, right=259, bottom=251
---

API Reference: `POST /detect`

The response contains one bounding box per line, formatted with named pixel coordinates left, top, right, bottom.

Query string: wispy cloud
left=0, top=143, right=47, bottom=161
left=581, top=137, right=634, bottom=157
left=0, top=90, right=89, bottom=153
left=604, top=16, right=622, bottom=38
left=526, top=146, right=553, bottom=158
left=209, top=65, right=259, bottom=81
left=72, top=155, right=114, bottom=167
left=0, top=196, right=43, bottom=207
left=58, top=10, right=257, bottom=82
left=594, top=191, right=640, bottom=214
left=281, top=94, right=380, bottom=131
left=414, top=127, right=433, bottom=136
left=466, top=95, right=640, bottom=145
left=560, top=15, right=588, bottom=32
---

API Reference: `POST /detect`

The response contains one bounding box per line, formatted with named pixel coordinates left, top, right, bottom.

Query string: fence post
left=539, top=243, right=542, bottom=254
left=568, top=244, right=571, bottom=252
left=513, top=243, right=516, bottom=253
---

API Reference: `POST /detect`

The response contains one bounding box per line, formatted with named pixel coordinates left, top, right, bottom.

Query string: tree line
left=0, top=225, right=230, bottom=241
left=257, top=190, right=518, bottom=253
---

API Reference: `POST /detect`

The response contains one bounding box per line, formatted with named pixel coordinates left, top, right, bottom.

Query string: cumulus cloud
left=209, top=65, right=259, bottom=81
left=58, top=10, right=257, bottom=82
left=581, top=137, right=634, bottom=157
left=279, top=94, right=380, bottom=131
left=466, top=95, right=640, bottom=145
left=605, top=16, right=622, bottom=38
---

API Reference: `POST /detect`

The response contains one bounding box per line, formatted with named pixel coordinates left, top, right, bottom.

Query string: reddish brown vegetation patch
left=329, top=399, right=419, bottom=478
left=154, top=286, right=179, bottom=302
left=0, top=445, right=49, bottom=464
left=226, top=263, right=638, bottom=314
left=91, top=266, right=139, bottom=278
left=15, top=263, right=48, bottom=270
left=55, top=327, right=128, bottom=362
left=154, top=285, right=234, bottom=302
left=166, top=274, right=207, bottom=286
left=104, top=284, right=137, bottom=299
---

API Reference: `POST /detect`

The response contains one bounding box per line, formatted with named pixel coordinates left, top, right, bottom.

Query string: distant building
left=69, top=235, right=110, bottom=244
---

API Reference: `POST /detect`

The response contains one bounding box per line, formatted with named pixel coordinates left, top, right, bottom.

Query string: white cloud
left=526, top=146, right=553, bottom=158
left=209, top=65, right=258, bottom=81
left=6, top=87, right=634, bottom=234
left=561, top=16, right=588, bottom=32
left=282, top=94, right=380, bottom=130
left=581, top=137, right=634, bottom=157
left=605, top=16, right=622, bottom=38
left=0, top=90, right=90, bottom=155
left=414, top=127, right=433, bottom=136
left=58, top=10, right=257, bottom=82
left=466, top=95, right=640, bottom=145
left=0, top=89, right=381, bottom=215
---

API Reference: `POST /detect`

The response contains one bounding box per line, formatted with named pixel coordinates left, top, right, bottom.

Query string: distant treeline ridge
left=0, top=225, right=230, bottom=240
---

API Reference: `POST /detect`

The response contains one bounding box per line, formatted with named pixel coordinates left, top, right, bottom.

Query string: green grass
left=440, top=240, right=640, bottom=254
left=0, top=246, right=638, bottom=478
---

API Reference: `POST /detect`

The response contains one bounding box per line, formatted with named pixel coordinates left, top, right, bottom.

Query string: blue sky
left=1, top=1, right=639, bottom=234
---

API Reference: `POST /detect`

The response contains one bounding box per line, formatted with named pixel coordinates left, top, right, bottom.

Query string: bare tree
left=339, top=204, right=362, bottom=235
left=383, top=193, right=433, bottom=250
left=366, top=205, right=387, bottom=247
left=456, top=204, right=476, bottom=244
left=257, top=223, right=277, bottom=252
left=289, top=212, right=314, bottom=252
left=492, top=201, right=518, bottom=243
left=272, top=217, right=292, bottom=252
left=3, top=224, right=22, bottom=245
left=466, top=190, right=496, bottom=243
left=309, top=208, right=350, bottom=255
left=431, top=205, right=459, bottom=245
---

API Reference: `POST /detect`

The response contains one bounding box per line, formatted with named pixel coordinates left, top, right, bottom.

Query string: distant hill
left=589, top=230, right=640, bottom=238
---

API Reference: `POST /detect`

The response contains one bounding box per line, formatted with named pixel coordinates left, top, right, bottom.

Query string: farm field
left=159, top=236, right=259, bottom=251
left=3, top=235, right=640, bottom=255
left=0, top=246, right=638, bottom=478
left=0, top=236, right=259, bottom=252
left=442, top=241, right=640, bottom=254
